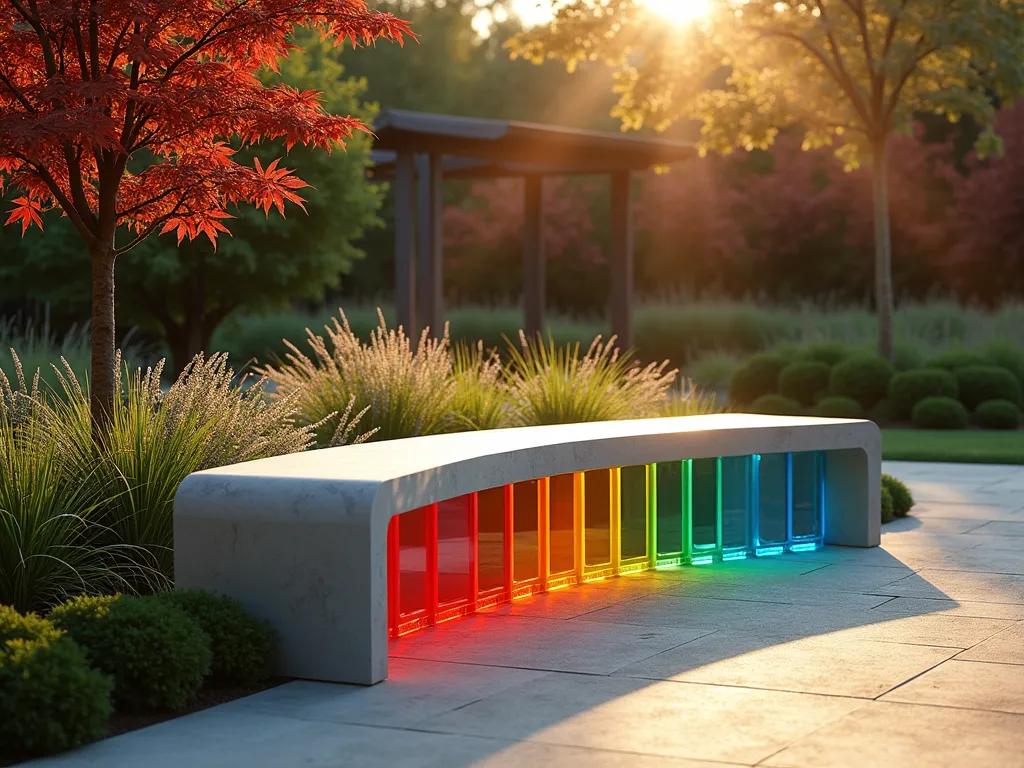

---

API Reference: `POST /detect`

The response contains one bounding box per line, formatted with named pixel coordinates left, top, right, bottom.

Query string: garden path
left=32, top=461, right=1024, bottom=768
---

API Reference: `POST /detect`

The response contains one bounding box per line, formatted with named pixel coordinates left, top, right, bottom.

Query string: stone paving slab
left=28, top=461, right=1024, bottom=768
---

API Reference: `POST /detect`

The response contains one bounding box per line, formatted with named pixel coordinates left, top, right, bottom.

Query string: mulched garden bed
left=1, top=677, right=290, bottom=767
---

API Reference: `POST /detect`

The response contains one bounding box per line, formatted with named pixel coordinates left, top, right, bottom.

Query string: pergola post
left=523, top=174, right=545, bottom=339
left=609, top=169, right=634, bottom=349
left=416, top=152, right=445, bottom=338
left=393, top=152, right=416, bottom=339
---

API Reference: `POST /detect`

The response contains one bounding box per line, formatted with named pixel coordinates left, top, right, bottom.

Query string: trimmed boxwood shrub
left=154, top=590, right=277, bottom=685
left=829, top=355, right=894, bottom=408
left=955, top=366, right=1022, bottom=410
left=888, top=368, right=958, bottom=420
left=974, top=399, right=1023, bottom=430
left=729, top=353, right=788, bottom=405
left=0, top=606, right=113, bottom=755
left=925, top=348, right=988, bottom=371
left=881, top=474, right=915, bottom=518
left=881, top=486, right=895, bottom=524
left=750, top=394, right=802, bottom=416
left=798, top=341, right=851, bottom=368
left=815, top=396, right=864, bottom=419
left=778, top=361, right=831, bottom=407
left=50, top=595, right=211, bottom=712
left=983, top=340, right=1024, bottom=385
left=912, top=396, right=968, bottom=430
left=867, top=398, right=894, bottom=426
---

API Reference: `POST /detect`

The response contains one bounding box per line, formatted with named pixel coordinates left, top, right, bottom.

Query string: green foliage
left=955, top=366, right=1022, bottom=410
left=154, top=590, right=277, bottom=686
left=0, top=607, right=113, bottom=756
left=798, top=341, right=851, bottom=368
left=749, top=394, right=802, bottom=416
left=983, top=340, right=1024, bottom=385
left=729, top=353, right=787, bottom=405
left=449, top=342, right=510, bottom=431
left=815, top=396, right=864, bottom=419
left=974, top=399, right=1023, bottom=431
left=881, top=486, right=895, bottom=524
left=829, top=356, right=894, bottom=409
left=684, top=352, right=743, bottom=392
left=506, top=333, right=677, bottom=426
left=912, top=397, right=969, bottom=430
left=925, top=348, right=989, bottom=372
left=868, top=398, right=894, bottom=426
left=888, top=369, right=959, bottom=420
left=778, top=361, right=830, bottom=407
left=50, top=595, right=211, bottom=712
left=262, top=310, right=454, bottom=444
left=881, top=474, right=915, bottom=518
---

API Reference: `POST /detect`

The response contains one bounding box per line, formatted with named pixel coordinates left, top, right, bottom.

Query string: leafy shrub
left=829, top=355, right=894, bottom=408
left=881, top=474, right=915, bottom=518
left=912, top=396, right=968, bottom=430
left=881, top=486, right=895, bottom=524
left=50, top=595, right=211, bottom=712
left=867, top=398, right=894, bottom=426
left=954, top=366, right=1022, bottom=410
left=974, top=399, right=1023, bottom=430
left=983, top=340, right=1024, bottom=385
left=0, top=605, right=112, bottom=756
left=778, top=361, right=831, bottom=407
left=262, top=309, right=455, bottom=444
left=749, top=394, right=803, bottom=416
left=797, top=341, right=851, bottom=368
left=506, top=334, right=676, bottom=425
left=729, top=353, right=787, bottom=405
left=154, top=590, right=277, bottom=685
left=925, top=348, right=988, bottom=372
left=815, top=396, right=864, bottom=419
left=686, top=352, right=743, bottom=391
left=887, top=368, right=958, bottom=420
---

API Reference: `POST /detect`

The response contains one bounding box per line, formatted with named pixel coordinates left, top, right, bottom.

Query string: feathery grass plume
left=506, top=332, right=678, bottom=426
left=660, top=379, right=726, bottom=417
left=0, top=349, right=41, bottom=427
left=449, top=341, right=510, bottom=431
left=262, top=309, right=456, bottom=444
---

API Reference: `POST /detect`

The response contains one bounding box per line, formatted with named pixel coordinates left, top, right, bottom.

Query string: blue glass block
left=721, top=455, right=752, bottom=557
left=790, top=451, right=824, bottom=548
left=756, top=453, right=788, bottom=553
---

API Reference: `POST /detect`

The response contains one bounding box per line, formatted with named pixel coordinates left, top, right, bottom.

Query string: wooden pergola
left=369, top=109, right=696, bottom=347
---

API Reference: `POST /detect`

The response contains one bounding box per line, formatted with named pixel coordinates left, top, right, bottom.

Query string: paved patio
left=33, top=461, right=1024, bottom=767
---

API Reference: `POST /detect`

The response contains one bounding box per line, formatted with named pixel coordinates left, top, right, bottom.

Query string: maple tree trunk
left=90, top=244, right=117, bottom=439
left=871, top=136, right=895, bottom=362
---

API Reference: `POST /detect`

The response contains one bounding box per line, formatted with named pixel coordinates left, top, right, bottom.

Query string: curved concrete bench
left=174, top=414, right=880, bottom=685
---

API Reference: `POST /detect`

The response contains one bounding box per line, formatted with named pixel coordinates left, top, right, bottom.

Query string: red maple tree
left=0, top=0, right=411, bottom=429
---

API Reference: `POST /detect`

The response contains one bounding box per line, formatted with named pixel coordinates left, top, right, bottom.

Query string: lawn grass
left=883, top=429, right=1024, bottom=465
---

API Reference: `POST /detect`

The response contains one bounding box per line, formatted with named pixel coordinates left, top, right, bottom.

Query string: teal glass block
left=790, top=451, right=824, bottom=546
left=619, top=465, right=649, bottom=561
left=655, top=461, right=684, bottom=559
left=689, top=458, right=720, bottom=560
left=721, top=456, right=752, bottom=556
left=757, top=453, right=788, bottom=552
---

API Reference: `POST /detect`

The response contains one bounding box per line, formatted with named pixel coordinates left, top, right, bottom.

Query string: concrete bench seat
left=174, top=414, right=881, bottom=685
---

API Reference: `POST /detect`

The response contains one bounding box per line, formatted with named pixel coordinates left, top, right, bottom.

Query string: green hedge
left=925, top=348, right=988, bottom=371
left=955, top=366, right=1022, bottom=410
left=750, top=393, right=802, bottom=416
left=888, top=368, right=958, bottom=420
left=974, top=399, right=1023, bottom=430
left=815, top=396, right=864, bottom=419
left=0, top=606, right=112, bottom=756
left=50, top=595, right=211, bottom=712
left=729, top=353, right=788, bottom=405
left=912, top=396, right=968, bottom=430
left=829, top=355, right=894, bottom=408
left=778, top=361, right=830, bottom=407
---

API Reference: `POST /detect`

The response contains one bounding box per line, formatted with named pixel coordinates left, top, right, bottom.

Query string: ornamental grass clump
left=506, top=333, right=677, bottom=426
left=263, top=310, right=455, bottom=444
left=449, top=341, right=510, bottom=431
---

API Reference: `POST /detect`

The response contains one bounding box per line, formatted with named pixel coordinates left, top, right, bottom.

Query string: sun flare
left=643, top=0, right=711, bottom=25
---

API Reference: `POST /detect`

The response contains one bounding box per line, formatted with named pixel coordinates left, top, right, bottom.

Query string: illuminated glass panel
left=512, top=480, right=540, bottom=583
left=690, top=458, right=720, bottom=555
left=656, top=462, right=684, bottom=557
left=436, top=495, right=473, bottom=608
left=398, top=505, right=430, bottom=617
left=721, top=456, right=752, bottom=553
left=791, top=451, right=824, bottom=542
left=584, top=469, right=612, bottom=567
left=476, top=487, right=506, bottom=594
left=758, top=454, right=789, bottom=547
left=549, top=473, right=576, bottom=576
left=619, top=465, right=648, bottom=561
